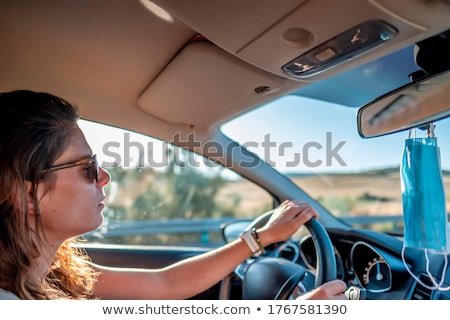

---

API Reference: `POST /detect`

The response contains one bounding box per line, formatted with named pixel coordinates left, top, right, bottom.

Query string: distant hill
left=285, top=166, right=400, bottom=179
left=286, top=166, right=450, bottom=178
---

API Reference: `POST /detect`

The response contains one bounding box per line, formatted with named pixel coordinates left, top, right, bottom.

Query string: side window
left=79, top=120, right=273, bottom=247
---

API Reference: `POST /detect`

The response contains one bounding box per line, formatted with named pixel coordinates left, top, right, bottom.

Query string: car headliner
left=0, top=0, right=449, bottom=148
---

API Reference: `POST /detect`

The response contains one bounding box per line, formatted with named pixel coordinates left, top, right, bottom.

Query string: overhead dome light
left=282, top=20, right=397, bottom=78
left=140, top=0, right=173, bottom=22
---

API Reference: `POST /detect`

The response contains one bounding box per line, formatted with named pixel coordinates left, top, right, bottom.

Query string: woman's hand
left=297, top=279, right=347, bottom=300
left=258, top=200, right=318, bottom=245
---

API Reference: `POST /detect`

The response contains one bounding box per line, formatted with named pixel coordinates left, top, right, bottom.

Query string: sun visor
left=138, top=41, right=286, bottom=129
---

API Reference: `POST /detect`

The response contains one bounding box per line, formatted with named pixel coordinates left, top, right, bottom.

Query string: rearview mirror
left=358, top=29, right=450, bottom=138
left=357, top=71, right=450, bottom=138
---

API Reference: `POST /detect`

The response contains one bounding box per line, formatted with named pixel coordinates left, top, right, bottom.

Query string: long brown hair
left=0, top=90, right=98, bottom=299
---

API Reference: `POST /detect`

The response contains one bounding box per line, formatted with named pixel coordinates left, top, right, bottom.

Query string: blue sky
left=221, top=96, right=450, bottom=173
left=80, top=95, right=450, bottom=174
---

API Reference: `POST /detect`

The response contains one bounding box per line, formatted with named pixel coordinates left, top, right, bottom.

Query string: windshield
left=221, top=95, right=450, bottom=234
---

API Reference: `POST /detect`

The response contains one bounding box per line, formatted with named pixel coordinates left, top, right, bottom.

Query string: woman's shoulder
left=0, top=288, right=20, bottom=300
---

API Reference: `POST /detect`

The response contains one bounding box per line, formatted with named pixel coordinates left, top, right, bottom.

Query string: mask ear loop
left=425, top=249, right=449, bottom=290
left=401, top=246, right=450, bottom=291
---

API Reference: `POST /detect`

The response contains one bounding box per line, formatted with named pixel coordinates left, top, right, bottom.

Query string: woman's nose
left=98, top=167, right=111, bottom=187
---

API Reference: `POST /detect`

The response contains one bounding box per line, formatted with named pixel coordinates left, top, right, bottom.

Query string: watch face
left=240, top=229, right=261, bottom=255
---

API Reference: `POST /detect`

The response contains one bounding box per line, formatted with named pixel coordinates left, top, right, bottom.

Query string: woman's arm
left=91, top=237, right=255, bottom=299
left=91, top=201, right=323, bottom=300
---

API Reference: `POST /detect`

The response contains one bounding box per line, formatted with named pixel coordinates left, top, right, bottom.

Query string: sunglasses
left=42, top=154, right=99, bottom=183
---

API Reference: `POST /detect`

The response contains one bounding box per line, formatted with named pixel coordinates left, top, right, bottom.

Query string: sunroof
left=291, top=44, right=420, bottom=108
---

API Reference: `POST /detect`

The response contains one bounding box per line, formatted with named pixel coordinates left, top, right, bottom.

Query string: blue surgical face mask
left=401, top=136, right=447, bottom=252
left=400, top=129, right=450, bottom=291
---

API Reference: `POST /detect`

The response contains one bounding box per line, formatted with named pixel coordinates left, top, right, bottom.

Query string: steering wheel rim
left=304, top=218, right=337, bottom=286
left=220, top=210, right=337, bottom=299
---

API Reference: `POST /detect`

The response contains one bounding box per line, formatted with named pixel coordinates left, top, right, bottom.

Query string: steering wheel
left=219, top=210, right=337, bottom=300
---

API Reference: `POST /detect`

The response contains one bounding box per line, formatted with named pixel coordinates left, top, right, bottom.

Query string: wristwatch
left=239, top=227, right=265, bottom=256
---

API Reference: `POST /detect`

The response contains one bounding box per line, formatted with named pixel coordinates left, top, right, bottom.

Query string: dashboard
left=273, top=228, right=450, bottom=300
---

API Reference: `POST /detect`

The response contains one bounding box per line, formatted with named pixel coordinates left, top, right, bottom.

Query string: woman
left=0, top=90, right=346, bottom=300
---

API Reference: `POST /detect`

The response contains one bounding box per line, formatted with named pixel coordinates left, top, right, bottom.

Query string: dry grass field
left=217, top=167, right=450, bottom=221
left=292, top=170, right=403, bottom=216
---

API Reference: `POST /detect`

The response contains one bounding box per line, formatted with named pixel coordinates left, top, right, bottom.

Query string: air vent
left=411, top=275, right=433, bottom=300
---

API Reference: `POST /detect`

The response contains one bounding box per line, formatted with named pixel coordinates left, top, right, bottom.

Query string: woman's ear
left=25, top=181, right=40, bottom=216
